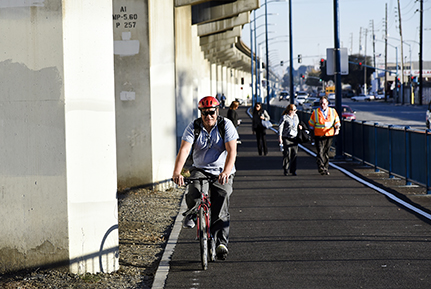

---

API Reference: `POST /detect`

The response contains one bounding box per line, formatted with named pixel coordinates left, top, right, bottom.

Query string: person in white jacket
left=278, top=104, right=302, bottom=176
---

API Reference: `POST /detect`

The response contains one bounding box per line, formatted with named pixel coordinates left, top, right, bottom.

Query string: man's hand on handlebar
left=172, top=173, right=185, bottom=186
left=218, top=172, right=229, bottom=185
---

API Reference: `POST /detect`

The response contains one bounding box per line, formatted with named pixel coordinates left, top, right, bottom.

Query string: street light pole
left=386, top=36, right=413, bottom=103
left=264, top=0, right=270, bottom=108
left=288, top=0, right=294, bottom=105
left=250, top=12, right=255, bottom=107
left=376, top=39, right=399, bottom=103
left=419, top=0, right=423, bottom=105
left=254, top=12, right=258, bottom=106
left=333, top=0, right=343, bottom=159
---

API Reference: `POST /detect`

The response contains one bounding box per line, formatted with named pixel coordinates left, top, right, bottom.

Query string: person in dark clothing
left=227, top=101, right=241, bottom=144
left=227, top=101, right=239, bottom=127
left=252, top=102, right=270, bottom=156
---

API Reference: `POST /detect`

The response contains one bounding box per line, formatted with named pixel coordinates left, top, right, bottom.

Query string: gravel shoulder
left=0, top=187, right=185, bottom=289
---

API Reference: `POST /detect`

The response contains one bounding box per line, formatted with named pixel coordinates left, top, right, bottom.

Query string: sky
left=241, top=0, right=431, bottom=77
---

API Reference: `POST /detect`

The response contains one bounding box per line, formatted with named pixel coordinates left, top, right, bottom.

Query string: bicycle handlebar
left=183, top=175, right=218, bottom=186
left=171, top=175, right=218, bottom=187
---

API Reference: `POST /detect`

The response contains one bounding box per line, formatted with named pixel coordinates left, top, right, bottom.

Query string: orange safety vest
left=308, top=108, right=340, bottom=137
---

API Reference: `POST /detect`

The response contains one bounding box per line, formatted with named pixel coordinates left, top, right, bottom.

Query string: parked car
left=342, top=90, right=355, bottom=98
left=309, top=99, right=321, bottom=112
left=351, top=94, right=375, bottom=101
left=235, top=98, right=245, bottom=105
left=302, top=97, right=318, bottom=112
left=375, top=93, right=385, bottom=100
left=295, top=91, right=309, bottom=105
left=327, top=93, right=335, bottom=102
left=329, top=104, right=356, bottom=121
left=279, top=91, right=289, bottom=101
left=426, top=102, right=431, bottom=129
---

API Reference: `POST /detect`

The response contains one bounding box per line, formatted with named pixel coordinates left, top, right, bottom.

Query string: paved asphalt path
left=162, top=107, right=431, bottom=289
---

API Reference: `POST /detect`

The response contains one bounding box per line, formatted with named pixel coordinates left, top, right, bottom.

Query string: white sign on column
left=326, top=48, right=349, bottom=75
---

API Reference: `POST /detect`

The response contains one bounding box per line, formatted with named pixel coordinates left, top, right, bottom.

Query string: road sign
left=326, top=48, right=348, bottom=75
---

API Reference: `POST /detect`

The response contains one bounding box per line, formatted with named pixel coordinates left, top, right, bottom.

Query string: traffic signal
left=280, top=60, right=284, bottom=66
left=298, top=54, right=302, bottom=63
left=319, top=59, right=324, bottom=71
left=301, top=74, right=305, bottom=79
left=359, top=62, right=362, bottom=66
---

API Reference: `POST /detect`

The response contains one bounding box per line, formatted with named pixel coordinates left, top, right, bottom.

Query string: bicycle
left=182, top=174, right=218, bottom=270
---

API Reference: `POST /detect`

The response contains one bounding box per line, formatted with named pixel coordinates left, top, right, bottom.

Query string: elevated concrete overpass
left=0, top=0, right=259, bottom=275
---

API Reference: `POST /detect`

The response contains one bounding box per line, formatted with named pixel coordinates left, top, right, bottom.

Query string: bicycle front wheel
left=199, top=206, right=208, bottom=270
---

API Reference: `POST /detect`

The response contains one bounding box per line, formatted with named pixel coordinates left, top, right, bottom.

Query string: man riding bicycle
left=172, top=96, right=238, bottom=260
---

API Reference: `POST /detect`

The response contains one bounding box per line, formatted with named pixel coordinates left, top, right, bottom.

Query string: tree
left=305, top=69, right=322, bottom=87
left=341, top=54, right=375, bottom=94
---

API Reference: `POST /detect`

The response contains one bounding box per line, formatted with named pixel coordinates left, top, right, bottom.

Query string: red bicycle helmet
left=198, top=96, right=220, bottom=109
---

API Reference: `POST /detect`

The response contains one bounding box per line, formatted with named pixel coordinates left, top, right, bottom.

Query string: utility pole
left=359, top=27, right=362, bottom=54
left=371, top=20, right=376, bottom=69
left=419, top=0, right=423, bottom=105
left=397, top=0, right=404, bottom=104
left=384, top=3, right=388, bottom=102
left=364, top=28, right=368, bottom=95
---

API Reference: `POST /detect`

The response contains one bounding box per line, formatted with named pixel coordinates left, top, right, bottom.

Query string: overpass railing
left=266, top=104, right=431, bottom=194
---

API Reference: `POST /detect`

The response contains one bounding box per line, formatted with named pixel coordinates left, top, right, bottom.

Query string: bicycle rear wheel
left=199, top=206, right=208, bottom=270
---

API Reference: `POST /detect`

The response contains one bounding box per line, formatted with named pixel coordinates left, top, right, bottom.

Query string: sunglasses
left=202, top=110, right=216, bottom=116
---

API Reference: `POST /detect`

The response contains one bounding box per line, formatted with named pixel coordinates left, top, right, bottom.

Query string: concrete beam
left=199, top=26, right=241, bottom=46
left=207, top=48, right=245, bottom=63
left=192, top=0, right=259, bottom=25
left=224, top=59, right=247, bottom=69
left=205, top=50, right=236, bottom=61
left=201, top=43, right=233, bottom=53
left=175, top=0, right=212, bottom=7
left=197, top=12, right=249, bottom=37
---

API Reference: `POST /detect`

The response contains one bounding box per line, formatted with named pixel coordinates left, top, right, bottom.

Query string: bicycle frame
left=183, top=174, right=218, bottom=270
left=196, top=191, right=211, bottom=241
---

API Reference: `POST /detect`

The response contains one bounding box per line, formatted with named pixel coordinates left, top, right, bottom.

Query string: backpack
left=184, top=116, right=226, bottom=170
left=297, top=120, right=311, bottom=144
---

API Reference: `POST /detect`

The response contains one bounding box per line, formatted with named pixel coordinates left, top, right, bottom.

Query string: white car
left=426, top=102, right=431, bottom=129
left=327, top=93, right=335, bottom=102
left=375, top=93, right=385, bottom=100
left=295, top=91, right=309, bottom=105
left=302, top=97, right=318, bottom=112
left=351, top=94, right=375, bottom=102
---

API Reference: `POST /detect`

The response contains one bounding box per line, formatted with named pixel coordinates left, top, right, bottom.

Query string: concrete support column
left=148, top=0, right=176, bottom=187
left=217, top=64, right=223, bottom=97
left=0, top=0, right=119, bottom=274
left=175, top=5, right=196, bottom=144
left=64, top=0, right=119, bottom=274
left=210, top=63, right=217, bottom=97
left=222, top=66, right=227, bottom=97
left=114, top=0, right=176, bottom=189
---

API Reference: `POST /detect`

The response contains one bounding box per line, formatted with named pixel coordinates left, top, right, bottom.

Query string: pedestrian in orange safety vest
left=308, top=96, right=340, bottom=175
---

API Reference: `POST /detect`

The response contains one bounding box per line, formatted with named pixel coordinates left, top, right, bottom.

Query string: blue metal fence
left=266, top=104, right=431, bottom=194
